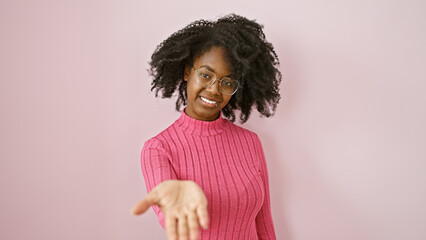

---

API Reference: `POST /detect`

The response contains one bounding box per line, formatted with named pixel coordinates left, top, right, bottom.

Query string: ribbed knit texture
left=140, top=109, right=276, bottom=239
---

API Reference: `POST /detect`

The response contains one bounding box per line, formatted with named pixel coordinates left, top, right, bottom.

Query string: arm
left=135, top=137, right=209, bottom=240
left=140, top=137, right=177, bottom=228
left=254, top=134, right=277, bottom=240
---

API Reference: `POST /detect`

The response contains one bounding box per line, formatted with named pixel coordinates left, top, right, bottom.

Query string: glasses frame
left=192, top=66, right=239, bottom=96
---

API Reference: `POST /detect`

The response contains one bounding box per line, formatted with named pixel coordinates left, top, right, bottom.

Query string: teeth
left=201, top=96, right=217, bottom=105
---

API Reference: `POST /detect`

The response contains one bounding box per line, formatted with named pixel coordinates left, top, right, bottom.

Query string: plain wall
left=1, top=0, right=425, bottom=239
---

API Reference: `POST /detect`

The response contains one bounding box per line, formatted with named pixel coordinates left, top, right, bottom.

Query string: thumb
left=131, top=190, right=159, bottom=215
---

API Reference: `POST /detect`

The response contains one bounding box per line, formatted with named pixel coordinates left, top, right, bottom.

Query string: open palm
left=132, top=180, right=209, bottom=240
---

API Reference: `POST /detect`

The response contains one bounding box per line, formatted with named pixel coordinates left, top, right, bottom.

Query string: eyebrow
left=199, top=65, right=232, bottom=78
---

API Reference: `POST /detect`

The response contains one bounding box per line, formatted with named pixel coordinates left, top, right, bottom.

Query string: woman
left=131, top=13, right=281, bottom=240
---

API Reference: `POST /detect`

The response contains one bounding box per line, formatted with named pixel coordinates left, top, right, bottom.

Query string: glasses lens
left=195, top=66, right=239, bottom=95
left=220, top=78, right=238, bottom=95
left=195, top=67, right=215, bottom=87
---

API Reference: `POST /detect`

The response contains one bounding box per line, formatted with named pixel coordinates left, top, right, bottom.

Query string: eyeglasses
left=192, top=66, right=240, bottom=95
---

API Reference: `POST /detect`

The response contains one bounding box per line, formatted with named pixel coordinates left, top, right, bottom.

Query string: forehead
left=194, top=46, right=231, bottom=74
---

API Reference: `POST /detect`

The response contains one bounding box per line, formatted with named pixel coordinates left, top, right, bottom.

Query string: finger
left=178, top=214, right=189, bottom=240
left=165, top=215, right=178, bottom=240
left=187, top=211, right=200, bottom=240
left=131, top=190, right=158, bottom=215
left=196, top=203, right=209, bottom=230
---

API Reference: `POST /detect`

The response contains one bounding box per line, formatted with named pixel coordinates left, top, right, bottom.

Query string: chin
left=194, top=107, right=220, bottom=120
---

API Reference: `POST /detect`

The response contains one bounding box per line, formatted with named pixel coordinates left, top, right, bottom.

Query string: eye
left=222, top=79, right=233, bottom=86
left=200, top=73, right=211, bottom=79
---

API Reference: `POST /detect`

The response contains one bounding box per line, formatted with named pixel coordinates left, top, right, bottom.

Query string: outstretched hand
left=131, top=180, right=209, bottom=240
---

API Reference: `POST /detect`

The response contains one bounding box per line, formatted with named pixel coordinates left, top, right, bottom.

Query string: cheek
left=222, top=96, right=232, bottom=106
left=186, top=81, right=202, bottom=99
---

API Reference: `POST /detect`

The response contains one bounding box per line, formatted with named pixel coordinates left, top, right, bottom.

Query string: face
left=183, top=46, right=233, bottom=121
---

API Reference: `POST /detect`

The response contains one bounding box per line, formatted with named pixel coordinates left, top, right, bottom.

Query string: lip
left=199, top=96, right=220, bottom=107
left=199, top=96, right=221, bottom=103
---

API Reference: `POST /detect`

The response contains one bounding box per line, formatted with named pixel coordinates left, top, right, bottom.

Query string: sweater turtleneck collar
left=175, top=108, right=227, bottom=136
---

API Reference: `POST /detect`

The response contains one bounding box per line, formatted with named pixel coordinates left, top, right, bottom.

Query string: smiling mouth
left=200, top=96, right=218, bottom=106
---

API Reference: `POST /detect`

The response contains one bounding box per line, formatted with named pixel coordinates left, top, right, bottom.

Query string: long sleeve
left=140, top=137, right=178, bottom=229
left=139, top=110, right=277, bottom=239
left=254, top=134, right=277, bottom=240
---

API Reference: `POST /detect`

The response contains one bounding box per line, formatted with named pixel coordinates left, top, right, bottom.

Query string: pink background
left=1, top=0, right=425, bottom=239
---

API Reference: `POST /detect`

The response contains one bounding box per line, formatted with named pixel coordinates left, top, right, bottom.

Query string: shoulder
left=225, top=119, right=261, bottom=143
left=140, top=125, right=176, bottom=161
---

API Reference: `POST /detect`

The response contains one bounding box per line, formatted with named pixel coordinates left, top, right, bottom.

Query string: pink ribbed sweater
left=140, top=109, right=276, bottom=239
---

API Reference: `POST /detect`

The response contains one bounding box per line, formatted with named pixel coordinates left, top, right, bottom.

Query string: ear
left=183, top=65, right=190, bottom=81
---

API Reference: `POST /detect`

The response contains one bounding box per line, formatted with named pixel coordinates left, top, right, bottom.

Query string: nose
left=206, top=79, right=221, bottom=96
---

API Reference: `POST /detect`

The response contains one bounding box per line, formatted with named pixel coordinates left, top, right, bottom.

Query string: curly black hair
left=148, top=13, right=282, bottom=123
